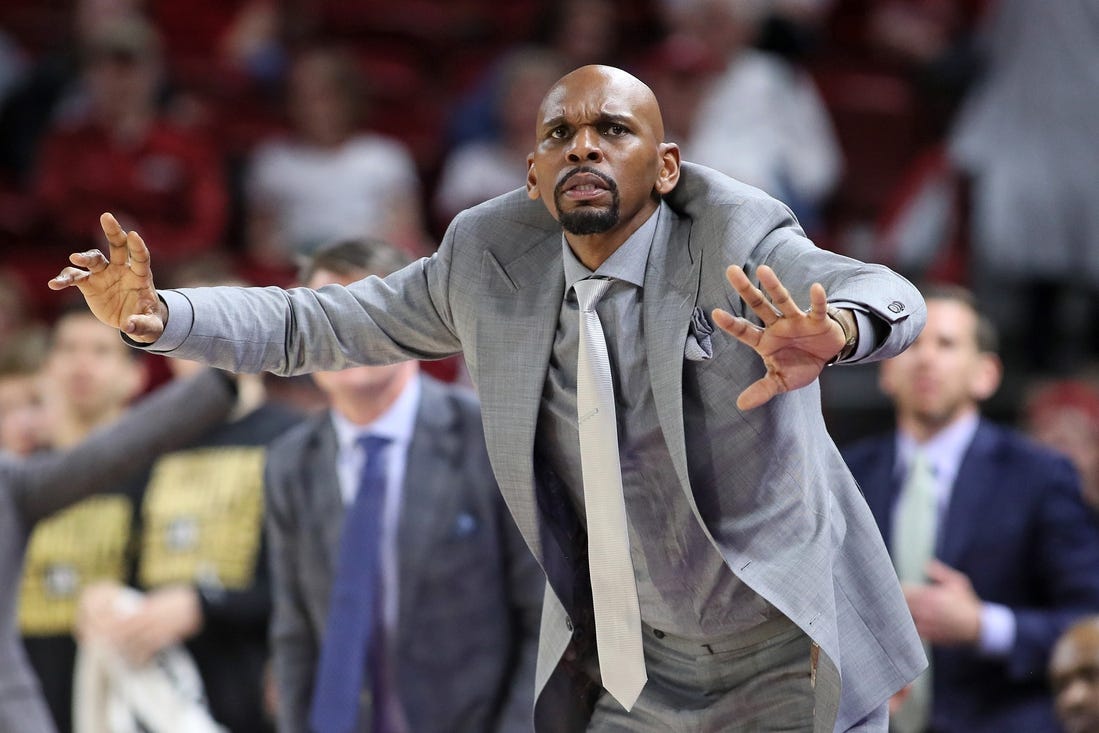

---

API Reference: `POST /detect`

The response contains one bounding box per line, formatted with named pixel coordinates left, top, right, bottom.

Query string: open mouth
left=557, top=168, right=614, bottom=203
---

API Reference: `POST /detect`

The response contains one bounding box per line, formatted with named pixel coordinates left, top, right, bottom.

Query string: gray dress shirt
left=535, top=204, right=777, bottom=639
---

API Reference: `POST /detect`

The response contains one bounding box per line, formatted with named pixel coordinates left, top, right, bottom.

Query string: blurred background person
left=1050, top=616, right=1099, bottom=733
left=432, top=46, right=564, bottom=227
left=243, top=44, right=430, bottom=274
left=948, top=0, right=1099, bottom=373
left=670, top=0, right=843, bottom=234
left=0, top=364, right=236, bottom=733
left=842, top=284, right=1099, bottom=733
left=74, top=263, right=302, bottom=733
left=18, top=301, right=149, bottom=732
left=1023, top=378, right=1099, bottom=517
left=264, top=238, right=542, bottom=733
left=30, top=14, right=228, bottom=273
left=0, top=323, right=49, bottom=457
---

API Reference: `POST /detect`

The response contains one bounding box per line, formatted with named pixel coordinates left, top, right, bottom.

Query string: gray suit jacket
left=0, top=370, right=235, bottom=733
left=145, top=163, right=928, bottom=731
left=264, top=376, right=542, bottom=733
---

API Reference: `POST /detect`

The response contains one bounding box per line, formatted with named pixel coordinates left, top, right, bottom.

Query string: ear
left=654, top=142, right=681, bottom=195
left=970, top=352, right=1002, bottom=402
left=526, top=155, right=540, bottom=200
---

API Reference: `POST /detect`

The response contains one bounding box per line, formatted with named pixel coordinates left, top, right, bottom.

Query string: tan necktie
left=573, top=277, right=647, bottom=711
left=892, top=449, right=937, bottom=733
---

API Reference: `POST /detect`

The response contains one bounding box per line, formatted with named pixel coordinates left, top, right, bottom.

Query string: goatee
left=554, top=167, right=620, bottom=235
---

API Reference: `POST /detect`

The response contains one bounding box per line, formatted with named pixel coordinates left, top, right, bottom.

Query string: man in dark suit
left=0, top=367, right=236, bottom=733
left=843, top=283, right=1099, bottom=733
left=263, top=238, right=543, bottom=733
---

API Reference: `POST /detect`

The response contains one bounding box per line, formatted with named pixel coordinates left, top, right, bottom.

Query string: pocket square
left=684, top=306, right=714, bottom=362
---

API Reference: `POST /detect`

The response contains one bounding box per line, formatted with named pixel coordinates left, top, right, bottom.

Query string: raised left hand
left=712, top=265, right=847, bottom=410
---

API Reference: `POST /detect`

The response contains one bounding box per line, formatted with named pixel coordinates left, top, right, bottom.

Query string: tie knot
left=574, top=277, right=613, bottom=312
left=909, top=450, right=935, bottom=478
left=357, top=434, right=392, bottom=461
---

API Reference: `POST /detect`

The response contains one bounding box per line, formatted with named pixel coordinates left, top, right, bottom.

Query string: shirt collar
left=896, top=410, right=980, bottom=481
left=330, top=374, right=422, bottom=453
left=561, top=202, right=664, bottom=292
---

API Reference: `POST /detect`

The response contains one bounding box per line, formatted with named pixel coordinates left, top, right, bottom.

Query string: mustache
left=554, top=166, right=617, bottom=198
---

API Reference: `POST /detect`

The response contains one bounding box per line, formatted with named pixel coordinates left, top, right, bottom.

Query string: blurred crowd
left=1, top=0, right=1097, bottom=371
left=2, top=0, right=1099, bottom=732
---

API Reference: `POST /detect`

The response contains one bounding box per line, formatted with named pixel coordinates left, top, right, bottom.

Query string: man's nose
left=567, top=128, right=603, bottom=163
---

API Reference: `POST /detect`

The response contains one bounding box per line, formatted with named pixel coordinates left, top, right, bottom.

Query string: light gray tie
left=892, top=449, right=937, bottom=733
left=573, top=277, right=647, bottom=711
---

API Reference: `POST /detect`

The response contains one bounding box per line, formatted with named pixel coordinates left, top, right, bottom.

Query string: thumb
left=737, top=377, right=780, bottom=410
left=925, top=559, right=964, bottom=586
left=123, top=313, right=165, bottom=343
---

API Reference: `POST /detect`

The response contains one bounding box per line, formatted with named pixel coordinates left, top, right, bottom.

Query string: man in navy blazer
left=843, top=283, right=1099, bottom=733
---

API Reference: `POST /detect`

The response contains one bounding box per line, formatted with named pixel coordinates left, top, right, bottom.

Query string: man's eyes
left=546, top=123, right=630, bottom=139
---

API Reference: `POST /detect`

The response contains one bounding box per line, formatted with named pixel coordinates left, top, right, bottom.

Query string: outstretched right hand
left=48, top=212, right=167, bottom=343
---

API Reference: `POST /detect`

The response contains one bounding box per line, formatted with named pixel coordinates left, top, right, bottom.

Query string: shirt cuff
left=978, top=602, right=1016, bottom=656
left=826, top=301, right=873, bottom=362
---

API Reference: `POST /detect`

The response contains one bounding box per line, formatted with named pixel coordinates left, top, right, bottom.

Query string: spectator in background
left=19, top=303, right=150, bottom=732
left=445, top=0, right=626, bottom=149
left=31, top=14, right=228, bottom=272
left=842, top=284, right=1099, bottom=733
left=0, top=367, right=236, bottom=733
left=74, top=265, right=302, bottom=733
left=1050, top=616, right=1099, bottom=733
left=0, top=325, right=49, bottom=457
left=948, top=0, right=1099, bottom=371
left=672, top=0, right=843, bottom=232
left=433, top=46, right=565, bottom=225
left=0, top=0, right=144, bottom=186
left=1023, top=378, right=1099, bottom=516
left=244, top=45, right=430, bottom=271
left=264, top=238, right=542, bottom=733
left=634, top=33, right=721, bottom=145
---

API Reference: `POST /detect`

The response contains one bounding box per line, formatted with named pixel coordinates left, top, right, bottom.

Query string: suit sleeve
left=666, top=164, right=926, bottom=363
left=743, top=199, right=926, bottom=363
left=264, top=435, right=319, bottom=732
left=134, top=216, right=466, bottom=375
left=1007, top=455, right=1099, bottom=681
left=14, top=369, right=236, bottom=524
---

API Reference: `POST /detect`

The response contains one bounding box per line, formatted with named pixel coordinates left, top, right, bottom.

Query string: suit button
left=652, top=628, right=666, bottom=639
left=572, top=624, right=584, bottom=640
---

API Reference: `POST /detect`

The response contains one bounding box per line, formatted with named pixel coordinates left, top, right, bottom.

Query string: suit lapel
left=395, top=379, right=462, bottom=619
left=307, top=416, right=346, bottom=572
left=475, top=231, right=564, bottom=565
left=644, top=208, right=702, bottom=496
left=938, top=421, right=997, bottom=565
left=860, top=439, right=901, bottom=551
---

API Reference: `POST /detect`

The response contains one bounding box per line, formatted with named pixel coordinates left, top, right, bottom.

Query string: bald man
left=50, top=65, right=926, bottom=732
left=1051, top=617, right=1099, bottom=733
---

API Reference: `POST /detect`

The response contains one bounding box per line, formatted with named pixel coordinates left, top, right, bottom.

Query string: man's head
left=1050, top=616, right=1099, bottom=733
left=83, top=15, right=162, bottom=126
left=287, top=46, right=365, bottom=147
left=302, top=239, right=417, bottom=407
left=879, top=284, right=1001, bottom=438
left=45, top=302, right=146, bottom=426
left=526, top=65, right=680, bottom=261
